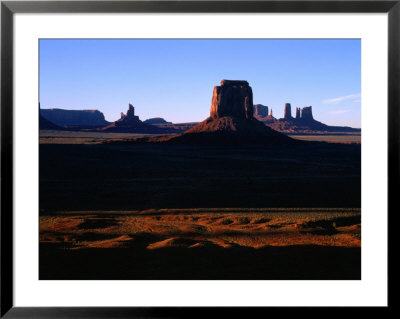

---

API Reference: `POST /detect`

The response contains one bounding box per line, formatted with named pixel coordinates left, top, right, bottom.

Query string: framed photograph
left=1, top=0, right=396, bottom=316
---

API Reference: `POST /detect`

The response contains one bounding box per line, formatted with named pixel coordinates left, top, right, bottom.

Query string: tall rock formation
left=210, top=80, right=253, bottom=120
left=115, top=104, right=140, bottom=126
left=126, top=104, right=136, bottom=118
left=295, top=107, right=301, bottom=119
left=301, top=106, right=313, bottom=121
left=150, top=80, right=294, bottom=145
left=102, top=104, right=141, bottom=131
left=284, top=103, right=292, bottom=119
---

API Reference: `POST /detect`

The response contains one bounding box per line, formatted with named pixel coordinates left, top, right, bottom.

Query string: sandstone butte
left=139, top=79, right=295, bottom=145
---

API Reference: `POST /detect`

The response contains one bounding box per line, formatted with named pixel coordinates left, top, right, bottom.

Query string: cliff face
left=210, top=80, right=253, bottom=120
left=40, top=108, right=110, bottom=127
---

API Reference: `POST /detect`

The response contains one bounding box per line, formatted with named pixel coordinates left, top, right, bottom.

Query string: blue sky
left=39, top=39, right=361, bottom=127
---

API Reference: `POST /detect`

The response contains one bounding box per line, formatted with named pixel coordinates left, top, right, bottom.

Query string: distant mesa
left=144, top=117, right=172, bottom=125
left=39, top=103, right=63, bottom=130
left=40, top=108, right=110, bottom=128
left=140, top=80, right=295, bottom=145
left=101, top=104, right=178, bottom=134
left=253, top=104, right=269, bottom=119
left=252, top=105, right=276, bottom=124
left=254, top=104, right=360, bottom=134
left=39, top=113, right=63, bottom=130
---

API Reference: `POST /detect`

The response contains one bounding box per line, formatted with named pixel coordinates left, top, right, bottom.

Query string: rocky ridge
left=254, top=104, right=360, bottom=134
left=40, top=108, right=110, bottom=127
left=101, top=104, right=178, bottom=133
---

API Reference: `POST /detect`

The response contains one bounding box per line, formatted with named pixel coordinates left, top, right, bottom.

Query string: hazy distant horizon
left=40, top=39, right=361, bottom=128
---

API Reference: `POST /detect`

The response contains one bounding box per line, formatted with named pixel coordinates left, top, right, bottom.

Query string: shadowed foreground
left=40, top=243, right=360, bottom=280
left=40, top=142, right=361, bottom=279
left=40, top=143, right=361, bottom=210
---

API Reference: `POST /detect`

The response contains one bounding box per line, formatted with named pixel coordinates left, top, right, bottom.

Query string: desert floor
left=287, top=134, right=360, bottom=144
left=40, top=208, right=360, bottom=280
left=39, top=130, right=360, bottom=144
left=39, top=139, right=361, bottom=279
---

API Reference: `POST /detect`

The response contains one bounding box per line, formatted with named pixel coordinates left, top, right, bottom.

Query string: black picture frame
left=1, top=0, right=396, bottom=317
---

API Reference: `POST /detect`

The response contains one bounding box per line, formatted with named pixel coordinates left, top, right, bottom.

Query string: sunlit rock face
left=210, top=80, right=253, bottom=120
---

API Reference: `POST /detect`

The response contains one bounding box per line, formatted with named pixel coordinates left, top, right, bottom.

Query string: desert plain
left=39, top=139, right=361, bottom=280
